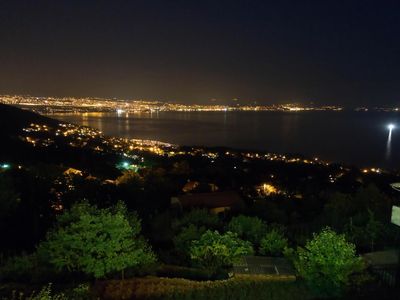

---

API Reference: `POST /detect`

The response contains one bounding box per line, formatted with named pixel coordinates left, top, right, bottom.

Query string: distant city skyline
left=1, top=1, right=400, bottom=106
left=2, top=94, right=399, bottom=112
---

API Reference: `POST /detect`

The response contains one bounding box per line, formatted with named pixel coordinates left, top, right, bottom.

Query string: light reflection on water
left=51, top=111, right=399, bottom=169
left=386, top=127, right=393, bottom=160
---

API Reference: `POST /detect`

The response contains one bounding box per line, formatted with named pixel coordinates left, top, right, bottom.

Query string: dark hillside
left=0, top=104, right=59, bottom=135
left=0, top=104, right=119, bottom=177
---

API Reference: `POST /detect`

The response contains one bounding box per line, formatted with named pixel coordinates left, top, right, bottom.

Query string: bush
left=172, top=209, right=221, bottom=232
left=0, top=254, right=38, bottom=282
left=294, top=227, right=365, bottom=298
left=0, top=253, right=61, bottom=283
left=190, top=230, right=253, bottom=275
left=173, top=224, right=207, bottom=265
left=94, top=275, right=310, bottom=300
left=259, top=229, right=288, bottom=256
left=3, top=283, right=67, bottom=300
left=27, top=284, right=67, bottom=300
left=2, top=283, right=91, bottom=300
left=227, top=215, right=267, bottom=245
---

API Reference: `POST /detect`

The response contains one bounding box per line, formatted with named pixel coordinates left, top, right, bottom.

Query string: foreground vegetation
left=94, top=275, right=306, bottom=300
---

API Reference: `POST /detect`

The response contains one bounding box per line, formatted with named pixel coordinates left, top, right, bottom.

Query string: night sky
left=1, top=0, right=399, bottom=106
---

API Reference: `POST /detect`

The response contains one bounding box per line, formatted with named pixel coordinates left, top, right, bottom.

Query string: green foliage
left=190, top=230, right=253, bottom=274
left=0, top=254, right=40, bottom=282
left=171, top=209, right=221, bottom=266
left=323, top=192, right=353, bottom=231
left=173, top=224, right=206, bottom=261
left=227, top=215, right=267, bottom=245
left=345, top=210, right=385, bottom=252
left=322, top=185, right=392, bottom=250
left=5, top=283, right=68, bottom=300
left=38, top=201, right=156, bottom=279
left=63, top=283, right=91, bottom=300
left=28, top=284, right=67, bottom=300
left=115, top=170, right=144, bottom=186
left=294, top=228, right=364, bottom=298
left=0, top=251, right=76, bottom=284
left=94, top=275, right=309, bottom=300
left=172, top=209, right=221, bottom=232
left=259, top=228, right=288, bottom=256
left=353, top=184, right=390, bottom=220
left=324, top=185, right=390, bottom=232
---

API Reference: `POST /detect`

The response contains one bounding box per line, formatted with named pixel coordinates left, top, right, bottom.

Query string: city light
left=388, top=124, right=395, bottom=131
left=0, top=95, right=345, bottom=113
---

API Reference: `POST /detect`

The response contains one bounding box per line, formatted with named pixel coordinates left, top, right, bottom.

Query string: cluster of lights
left=362, top=168, right=382, bottom=174
left=0, top=94, right=345, bottom=113
left=20, top=118, right=392, bottom=181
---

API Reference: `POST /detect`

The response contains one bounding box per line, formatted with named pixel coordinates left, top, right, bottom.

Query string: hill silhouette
left=0, top=103, right=59, bottom=135
left=0, top=104, right=119, bottom=177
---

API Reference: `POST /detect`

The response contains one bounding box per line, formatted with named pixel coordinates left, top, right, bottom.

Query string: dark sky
left=1, top=0, right=399, bottom=106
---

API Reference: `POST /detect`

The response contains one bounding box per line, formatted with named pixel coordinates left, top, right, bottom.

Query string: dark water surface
left=51, top=111, right=400, bottom=169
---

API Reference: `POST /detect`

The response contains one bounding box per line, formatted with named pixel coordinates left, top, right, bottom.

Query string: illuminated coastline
left=0, top=94, right=346, bottom=113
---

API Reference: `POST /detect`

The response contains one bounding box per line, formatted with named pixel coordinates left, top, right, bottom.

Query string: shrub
left=259, top=228, right=288, bottom=256
left=227, top=215, right=267, bottom=245
left=94, top=275, right=310, bottom=300
left=172, top=209, right=221, bottom=232
left=294, top=227, right=364, bottom=298
left=173, top=224, right=207, bottom=264
left=190, top=230, right=253, bottom=274
left=27, top=284, right=67, bottom=300
left=0, top=254, right=38, bottom=282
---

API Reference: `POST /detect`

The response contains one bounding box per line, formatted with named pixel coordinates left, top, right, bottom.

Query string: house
left=182, top=181, right=199, bottom=192
left=63, top=167, right=83, bottom=176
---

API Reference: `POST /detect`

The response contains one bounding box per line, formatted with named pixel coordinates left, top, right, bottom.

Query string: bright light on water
left=386, top=124, right=395, bottom=160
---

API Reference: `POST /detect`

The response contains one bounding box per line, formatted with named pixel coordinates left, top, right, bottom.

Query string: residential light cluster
left=0, top=95, right=347, bottom=113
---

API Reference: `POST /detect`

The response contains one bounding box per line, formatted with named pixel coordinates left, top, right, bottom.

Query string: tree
left=190, top=230, right=253, bottom=274
left=259, top=228, right=288, bottom=256
left=323, top=185, right=390, bottom=233
left=323, top=192, right=353, bottom=231
left=173, top=224, right=207, bottom=264
left=294, top=228, right=364, bottom=298
left=172, top=209, right=221, bottom=232
left=345, top=210, right=385, bottom=252
left=39, top=202, right=156, bottom=279
left=227, top=215, right=267, bottom=245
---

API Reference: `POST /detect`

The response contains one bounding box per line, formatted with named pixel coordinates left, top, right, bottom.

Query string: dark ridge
left=0, top=103, right=59, bottom=135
